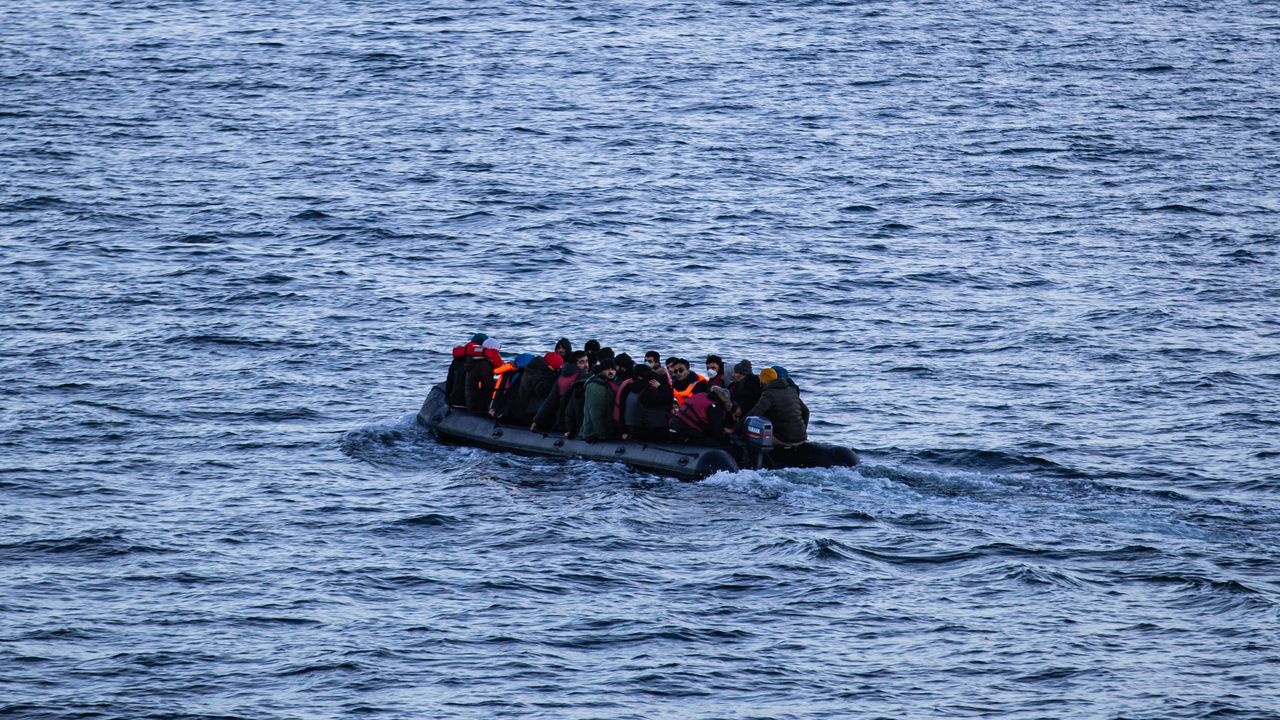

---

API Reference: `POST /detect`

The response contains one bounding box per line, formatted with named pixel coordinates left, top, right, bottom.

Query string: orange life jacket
left=671, top=373, right=707, bottom=407
left=490, top=362, right=516, bottom=401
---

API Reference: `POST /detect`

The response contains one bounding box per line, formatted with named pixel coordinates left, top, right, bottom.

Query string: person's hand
left=530, top=423, right=538, bottom=431
left=488, top=409, right=496, bottom=417
left=648, top=379, right=659, bottom=389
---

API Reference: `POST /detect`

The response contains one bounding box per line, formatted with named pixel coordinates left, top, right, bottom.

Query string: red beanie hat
left=544, top=351, right=564, bottom=370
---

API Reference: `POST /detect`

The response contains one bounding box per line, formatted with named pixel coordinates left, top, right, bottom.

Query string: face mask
left=706, top=368, right=718, bottom=379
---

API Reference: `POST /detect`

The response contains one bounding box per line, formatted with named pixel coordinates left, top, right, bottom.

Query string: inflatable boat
left=416, top=384, right=858, bottom=480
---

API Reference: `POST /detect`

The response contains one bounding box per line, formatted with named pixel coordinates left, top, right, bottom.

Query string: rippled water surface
left=3, top=1, right=1279, bottom=718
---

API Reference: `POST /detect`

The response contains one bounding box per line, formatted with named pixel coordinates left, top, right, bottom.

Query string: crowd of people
left=443, top=334, right=811, bottom=447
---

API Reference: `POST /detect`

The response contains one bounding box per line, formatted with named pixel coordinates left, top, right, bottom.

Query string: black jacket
left=499, top=357, right=557, bottom=424
left=532, top=365, right=585, bottom=431
left=728, top=374, right=762, bottom=416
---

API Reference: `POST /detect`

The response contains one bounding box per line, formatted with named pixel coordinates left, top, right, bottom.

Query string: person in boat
left=704, top=355, right=727, bottom=389
left=446, top=333, right=486, bottom=408
left=669, top=358, right=709, bottom=409
left=464, top=338, right=504, bottom=413
left=554, top=337, right=572, bottom=364
left=593, top=346, right=615, bottom=373
left=490, top=352, right=533, bottom=418
left=608, top=354, right=636, bottom=429
left=561, top=370, right=590, bottom=438
left=579, top=357, right=620, bottom=442
left=531, top=350, right=589, bottom=433
left=584, top=338, right=601, bottom=367
left=727, top=359, right=761, bottom=416
left=620, top=365, right=673, bottom=442
left=669, top=385, right=731, bottom=445
left=614, top=352, right=634, bottom=377
left=737, top=366, right=809, bottom=446
left=498, top=351, right=562, bottom=425
left=644, top=350, right=661, bottom=372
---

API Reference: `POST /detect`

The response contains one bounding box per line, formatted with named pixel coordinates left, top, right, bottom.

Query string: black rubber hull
left=417, top=384, right=857, bottom=480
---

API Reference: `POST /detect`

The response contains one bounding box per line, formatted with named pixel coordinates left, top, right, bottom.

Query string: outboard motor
left=743, top=416, right=774, bottom=469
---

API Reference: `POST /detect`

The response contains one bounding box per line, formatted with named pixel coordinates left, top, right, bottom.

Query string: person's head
left=470, top=333, right=488, bottom=344
left=554, top=337, right=572, bottom=358
left=482, top=338, right=501, bottom=351
left=665, top=357, right=678, bottom=372
left=633, top=365, right=654, bottom=383
left=615, top=353, right=634, bottom=375
left=705, top=354, right=723, bottom=379
left=598, top=358, right=617, bottom=380
left=671, top=358, right=691, bottom=382
left=571, top=350, right=590, bottom=371
left=544, top=351, right=565, bottom=371
left=729, top=402, right=743, bottom=421
left=645, top=350, right=661, bottom=368
left=709, top=386, right=730, bottom=406
left=759, top=367, right=778, bottom=385
left=584, top=339, right=601, bottom=354
left=732, top=359, right=752, bottom=382
left=597, top=346, right=615, bottom=363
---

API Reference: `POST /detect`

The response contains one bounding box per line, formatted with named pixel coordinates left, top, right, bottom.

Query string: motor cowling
left=745, top=416, right=773, bottom=451
left=743, top=416, right=774, bottom=469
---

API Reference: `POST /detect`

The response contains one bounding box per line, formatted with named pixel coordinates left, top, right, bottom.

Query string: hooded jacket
left=727, top=373, right=762, bottom=416
left=501, top=355, right=558, bottom=424
left=578, top=373, right=617, bottom=442
left=532, top=365, right=586, bottom=431
left=445, top=346, right=468, bottom=407
left=623, top=373, right=674, bottom=431
left=739, top=378, right=809, bottom=445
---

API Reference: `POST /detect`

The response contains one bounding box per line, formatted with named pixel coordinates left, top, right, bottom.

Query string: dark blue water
left=3, top=1, right=1279, bottom=717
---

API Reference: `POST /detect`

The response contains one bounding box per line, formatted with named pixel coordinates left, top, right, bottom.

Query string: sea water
left=2, top=1, right=1278, bottom=717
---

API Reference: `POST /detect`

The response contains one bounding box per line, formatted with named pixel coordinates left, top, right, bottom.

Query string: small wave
left=1122, top=573, right=1275, bottom=612
left=166, top=334, right=320, bottom=350
left=804, top=537, right=862, bottom=562
left=250, top=407, right=320, bottom=421
left=238, top=615, right=323, bottom=626
left=394, top=513, right=462, bottom=528
left=170, top=233, right=220, bottom=244
left=0, top=196, right=68, bottom=212
left=340, top=413, right=451, bottom=469
left=1148, top=203, right=1224, bottom=216
left=912, top=448, right=1084, bottom=478
left=996, top=562, right=1090, bottom=589
left=1, top=531, right=172, bottom=561
left=998, top=146, right=1067, bottom=155
left=275, top=660, right=365, bottom=677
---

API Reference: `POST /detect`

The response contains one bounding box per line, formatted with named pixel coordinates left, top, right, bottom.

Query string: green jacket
left=740, top=379, right=809, bottom=444
left=578, top=374, right=615, bottom=442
